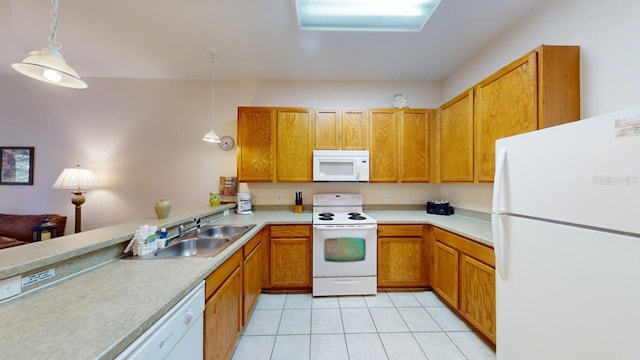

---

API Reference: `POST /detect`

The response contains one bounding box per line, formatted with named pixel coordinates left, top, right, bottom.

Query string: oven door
left=313, top=224, right=377, bottom=277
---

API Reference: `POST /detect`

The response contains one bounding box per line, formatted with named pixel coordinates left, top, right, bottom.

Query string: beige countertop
left=0, top=209, right=491, bottom=359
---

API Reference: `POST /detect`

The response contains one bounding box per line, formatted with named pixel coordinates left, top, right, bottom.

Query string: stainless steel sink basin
left=197, top=224, right=255, bottom=238
left=155, top=238, right=230, bottom=257
left=128, top=223, right=256, bottom=259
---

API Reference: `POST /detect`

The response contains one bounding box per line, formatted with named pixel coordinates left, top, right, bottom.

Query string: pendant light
left=11, top=0, right=87, bottom=89
left=202, top=48, right=221, bottom=143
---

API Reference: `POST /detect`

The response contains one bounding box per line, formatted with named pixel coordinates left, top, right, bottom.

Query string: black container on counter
left=427, top=200, right=455, bottom=216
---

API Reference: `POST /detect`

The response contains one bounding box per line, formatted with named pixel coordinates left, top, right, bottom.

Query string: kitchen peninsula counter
left=0, top=208, right=491, bottom=359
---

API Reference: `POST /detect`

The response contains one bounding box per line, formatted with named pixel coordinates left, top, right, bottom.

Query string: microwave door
left=315, top=158, right=357, bottom=181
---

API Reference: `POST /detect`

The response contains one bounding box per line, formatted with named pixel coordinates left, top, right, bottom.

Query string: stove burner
left=319, top=213, right=335, bottom=217
left=318, top=216, right=334, bottom=221
left=349, top=215, right=367, bottom=220
left=348, top=212, right=361, bottom=216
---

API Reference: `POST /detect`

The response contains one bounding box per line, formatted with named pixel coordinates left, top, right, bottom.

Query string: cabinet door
left=475, top=52, right=538, bottom=182
left=314, top=109, right=367, bottom=150
left=369, top=109, right=398, bottom=182
left=341, top=109, right=368, bottom=150
left=204, top=266, right=242, bottom=360
left=276, top=108, right=314, bottom=182
left=460, top=254, right=496, bottom=343
left=432, top=241, right=459, bottom=308
left=270, top=237, right=311, bottom=288
left=237, top=107, right=276, bottom=182
left=399, top=109, right=431, bottom=182
left=440, top=90, right=474, bottom=182
left=315, top=109, right=340, bottom=150
left=243, top=242, right=262, bottom=325
left=378, top=236, right=427, bottom=287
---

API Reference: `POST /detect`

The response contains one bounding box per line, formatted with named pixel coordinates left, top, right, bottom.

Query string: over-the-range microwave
left=313, top=150, right=369, bottom=182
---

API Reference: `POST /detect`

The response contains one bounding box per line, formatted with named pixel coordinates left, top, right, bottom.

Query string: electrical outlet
left=276, top=193, right=282, bottom=201
left=384, top=194, right=390, bottom=202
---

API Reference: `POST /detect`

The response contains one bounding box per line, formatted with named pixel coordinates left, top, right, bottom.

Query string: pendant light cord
left=209, top=52, right=215, bottom=130
left=48, top=0, right=62, bottom=50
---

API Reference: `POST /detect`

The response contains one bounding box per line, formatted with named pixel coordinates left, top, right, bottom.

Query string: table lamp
left=52, top=165, right=96, bottom=233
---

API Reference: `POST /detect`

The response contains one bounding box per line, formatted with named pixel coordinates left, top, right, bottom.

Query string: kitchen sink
left=155, top=237, right=231, bottom=257
left=128, top=224, right=256, bottom=259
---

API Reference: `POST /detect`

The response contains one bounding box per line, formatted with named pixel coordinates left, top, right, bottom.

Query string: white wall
left=444, top=0, right=640, bottom=116
left=440, top=0, right=640, bottom=213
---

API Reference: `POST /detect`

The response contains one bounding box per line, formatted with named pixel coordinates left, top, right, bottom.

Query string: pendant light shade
left=11, top=0, right=87, bottom=89
left=203, top=128, right=221, bottom=143
left=202, top=48, right=221, bottom=143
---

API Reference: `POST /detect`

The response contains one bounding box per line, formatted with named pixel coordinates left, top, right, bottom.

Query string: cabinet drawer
left=270, top=225, right=311, bottom=237
left=378, top=224, right=424, bottom=237
left=433, top=227, right=494, bottom=267
left=205, top=251, right=242, bottom=300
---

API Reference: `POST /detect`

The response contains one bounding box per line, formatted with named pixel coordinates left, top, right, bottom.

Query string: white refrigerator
left=492, top=107, right=640, bottom=359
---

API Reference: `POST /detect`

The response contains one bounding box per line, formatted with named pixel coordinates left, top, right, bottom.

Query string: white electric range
left=312, top=193, right=378, bottom=296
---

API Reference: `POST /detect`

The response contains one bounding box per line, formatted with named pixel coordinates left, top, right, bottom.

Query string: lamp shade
left=52, top=166, right=96, bottom=190
left=202, top=128, right=221, bottom=143
left=12, top=47, right=87, bottom=90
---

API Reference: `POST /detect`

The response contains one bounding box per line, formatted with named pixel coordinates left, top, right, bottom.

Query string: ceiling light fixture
left=11, top=0, right=87, bottom=89
left=202, top=48, right=221, bottom=143
left=295, top=0, right=442, bottom=32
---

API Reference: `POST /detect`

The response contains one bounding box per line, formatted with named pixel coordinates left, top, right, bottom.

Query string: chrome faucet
left=178, top=217, right=202, bottom=237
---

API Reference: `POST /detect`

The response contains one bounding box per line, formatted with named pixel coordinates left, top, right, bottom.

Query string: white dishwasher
left=116, top=281, right=205, bottom=360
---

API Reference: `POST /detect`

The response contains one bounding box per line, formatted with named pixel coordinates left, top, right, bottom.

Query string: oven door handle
left=313, top=224, right=378, bottom=230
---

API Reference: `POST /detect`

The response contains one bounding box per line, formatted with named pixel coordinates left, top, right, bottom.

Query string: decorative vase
left=154, top=199, right=171, bottom=219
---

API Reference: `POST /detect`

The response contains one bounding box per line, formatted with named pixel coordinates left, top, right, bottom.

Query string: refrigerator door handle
left=492, top=213, right=508, bottom=280
left=493, top=146, right=508, bottom=280
left=492, top=147, right=507, bottom=215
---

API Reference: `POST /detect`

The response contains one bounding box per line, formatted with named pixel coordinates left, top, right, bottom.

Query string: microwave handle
left=355, top=159, right=361, bottom=180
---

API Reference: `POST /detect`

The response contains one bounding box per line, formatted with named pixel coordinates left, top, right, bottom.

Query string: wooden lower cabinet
left=377, top=224, right=428, bottom=288
left=431, top=227, right=496, bottom=343
left=205, top=251, right=243, bottom=360
left=242, top=229, right=265, bottom=325
left=268, top=225, right=312, bottom=290
left=432, top=240, right=459, bottom=308
left=460, top=254, right=496, bottom=343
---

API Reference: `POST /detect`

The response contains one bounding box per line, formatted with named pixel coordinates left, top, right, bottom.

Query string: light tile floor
left=231, top=291, right=495, bottom=360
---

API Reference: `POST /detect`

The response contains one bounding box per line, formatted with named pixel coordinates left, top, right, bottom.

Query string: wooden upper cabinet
left=341, top=110, right=368, bottom=149
left=314, top=109, right=367, bottom=150
left=237, top=107, right=276, bottom=182
left=369, top=109, right=398, bottom=182
left=399, top=109, right=432, bottom=182
left=439, top=90, right=474, bottom=182
left=276, top=108, right=314, bottom=182
left=475, top=52, right=538, bottom=182
left=314, top=109, right=340, bottom=150
left=475, top=45, right=580, bottom=182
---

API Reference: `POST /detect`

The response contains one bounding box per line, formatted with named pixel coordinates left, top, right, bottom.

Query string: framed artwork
left=1, top=147, right=34, bottom=185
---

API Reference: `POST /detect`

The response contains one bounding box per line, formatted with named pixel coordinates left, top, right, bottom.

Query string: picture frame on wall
left=0, top=147, right=34, bottom=185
